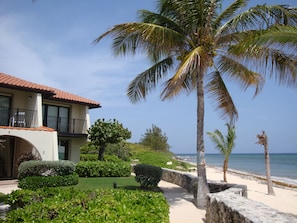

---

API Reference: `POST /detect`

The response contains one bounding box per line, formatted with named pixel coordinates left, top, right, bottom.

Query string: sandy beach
left=159, top=164, right=297, bottom=223
left=203, top=166, right=297, bottom=216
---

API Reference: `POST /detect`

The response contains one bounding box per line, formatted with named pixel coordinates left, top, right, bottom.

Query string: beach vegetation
left=94, top=0, right=297, bottom=208
left=75, top=160, right=131, bottom=177
left=88, top=118, right=132, bottom=160
left=5, top=187, right=169, bottom=223
left=134, top=164, right=163, bottom=188
left=140, top=124, right=170, bottom=152
left=207, top=123, right=236, bottom=182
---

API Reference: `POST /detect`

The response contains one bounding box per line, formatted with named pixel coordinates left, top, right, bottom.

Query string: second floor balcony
left=0, top=107, right=88, bottom=135
left=0, top=107, right=38, bottom=128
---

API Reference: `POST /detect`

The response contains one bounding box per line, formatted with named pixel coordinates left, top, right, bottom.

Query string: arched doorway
left=0, top=135, right=41, bottom=179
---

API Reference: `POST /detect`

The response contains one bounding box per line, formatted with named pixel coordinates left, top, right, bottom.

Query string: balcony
left=0, top=107, right=38, bottom=128
left=0, top=107, right=88, bottom=135
left=44, top=116, right=88, bottom=135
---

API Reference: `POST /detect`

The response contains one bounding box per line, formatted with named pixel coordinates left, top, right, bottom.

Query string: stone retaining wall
left=161, top=168, right=297, bottom=223
left=206, top=188, right=297, bottom=223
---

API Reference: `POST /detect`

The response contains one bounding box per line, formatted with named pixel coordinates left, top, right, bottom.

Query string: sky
left=0, top=0, right=296, bottom=154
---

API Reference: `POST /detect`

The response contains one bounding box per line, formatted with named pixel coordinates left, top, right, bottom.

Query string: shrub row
left=134, top=164, right=163, bottom=188
left=5, top=187, right=169, bottom=223
left=75, top=161, right=131, bottom=177
left=18, top=174, right=79, bottom=190
left=18, top=160, right=75, bottom=179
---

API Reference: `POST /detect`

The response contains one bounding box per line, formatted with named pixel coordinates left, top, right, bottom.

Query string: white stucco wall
left=0, top=128, right=58, bottom=161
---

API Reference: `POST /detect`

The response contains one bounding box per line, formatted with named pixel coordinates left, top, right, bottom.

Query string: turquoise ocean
left=176, top=153, right=297, bottom=186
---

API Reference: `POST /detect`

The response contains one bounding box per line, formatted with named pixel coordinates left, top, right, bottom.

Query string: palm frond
left=161, top=46, right=209, bottom=99
left=217, top=55, right=265, bottom=96
left=229, top=43, right=297, bottom=87
left=94, top=22, right=184, bottom=61
left=206, top=71, right=238, bottom=123
left=220, top=4, right=297, bottom=36
left=127, top=57, right=173, bottom=103
left=215, top=0, right=247, bottom=28
left=138, top=10, right=184, bottom=34
left=207, top=130, right=226, bottom=154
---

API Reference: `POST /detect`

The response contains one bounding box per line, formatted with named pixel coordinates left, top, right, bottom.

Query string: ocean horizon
left=175, top=153, right=297, bottom=186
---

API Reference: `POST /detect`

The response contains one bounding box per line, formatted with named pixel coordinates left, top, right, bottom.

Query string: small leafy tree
left=140, top=124, right=170, bottom=152
left=207, top=123, right=236, bottom=182
left=88, top=119, right=132, bottom=160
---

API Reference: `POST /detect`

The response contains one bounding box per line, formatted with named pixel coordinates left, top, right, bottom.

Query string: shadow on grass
left=119, top=185, right=163, bottom=193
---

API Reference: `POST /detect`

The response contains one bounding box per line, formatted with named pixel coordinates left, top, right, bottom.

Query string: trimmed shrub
left=134, top=164, right=163, bottom=188
left=18, top=160, right=75, bottom=179
left=18, top=174, right=79, bottom=190
left=75, top=161, right=131, bottom=177
left=80, top=154, right=98, bottom=161
left=5, top=188, right=169, bottom=223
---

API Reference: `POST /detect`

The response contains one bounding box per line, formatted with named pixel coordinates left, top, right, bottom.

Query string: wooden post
left=256, top=131, right=275, bottom=195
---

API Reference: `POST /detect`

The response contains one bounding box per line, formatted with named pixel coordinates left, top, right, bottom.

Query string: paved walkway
left=159, top=181, right=206, bottom=223
left=0, top=180, right=206, bottom=223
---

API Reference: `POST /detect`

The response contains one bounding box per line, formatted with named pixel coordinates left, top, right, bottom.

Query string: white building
left=0, top=73, right=101, bottom=179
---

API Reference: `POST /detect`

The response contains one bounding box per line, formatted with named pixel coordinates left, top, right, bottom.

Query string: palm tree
left=207, top=123, right=236, bottom=182
left=256, top=131, right=275, bottom=195
left=94, top=0, right=297, bottom=208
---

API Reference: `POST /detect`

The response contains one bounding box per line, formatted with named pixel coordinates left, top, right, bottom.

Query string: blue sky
left=0, top=0, right=296, bottom=154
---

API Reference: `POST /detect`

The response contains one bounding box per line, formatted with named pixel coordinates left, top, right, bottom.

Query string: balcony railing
left=0, top=107, right=38, bottom=128
left=0, top=107, right=88, bottom=135
left=45, top=116, right=87, bottom=134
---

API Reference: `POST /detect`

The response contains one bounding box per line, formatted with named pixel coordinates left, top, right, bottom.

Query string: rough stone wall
left=206, top=189, right=297, bottom=223
left=162, top=168, right=297, bottom=223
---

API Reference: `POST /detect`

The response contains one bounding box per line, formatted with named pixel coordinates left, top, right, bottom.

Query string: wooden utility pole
left=256, top=131, right=275, bottom=195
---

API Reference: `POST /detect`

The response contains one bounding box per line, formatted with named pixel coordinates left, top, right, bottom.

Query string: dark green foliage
left=140, top=124, right=170, bottom=151
left=105, top=142, right=131, bottom=161
left=80, top=154, right=98, bottom=161
left=75, top=161, right=131, bottom=177
left=18, top=160, right=75, bottom=179
left=18, top=174, right=79, bottom=190
left=134, top=164, right=163, bottom=188
left=88, top=118, right=131, bottom=160
left=4, top=187, right=169, bottom=223
left=80, top=141, right=97, bottom=154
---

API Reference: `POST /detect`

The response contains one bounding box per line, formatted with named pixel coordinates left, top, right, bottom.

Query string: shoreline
left=177, top=157, right=297, bottom=189
left=180, top=164, right=297, bottom=216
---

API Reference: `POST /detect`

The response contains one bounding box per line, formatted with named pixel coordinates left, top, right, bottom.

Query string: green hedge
left=18, top=160, right=75, bottom=179
left=18, top=174, right=79, bottom=190
left=75, top=161, right=131, bottom=177
left=134, top=164, right=163, bottom=188
left=5, top=187, right=169, bottom=223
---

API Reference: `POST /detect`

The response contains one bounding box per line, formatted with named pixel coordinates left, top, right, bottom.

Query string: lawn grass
left=72, top=177, right=140, bottom=191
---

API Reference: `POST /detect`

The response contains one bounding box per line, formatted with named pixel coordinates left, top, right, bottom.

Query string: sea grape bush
left=17, top=160, right=78, bottom=189
left=134, top=164, right=163, bottom=188
left=18, top=160, right=75, bottom=179
left=75, top=161, right=131, bottom=177
left=5, top=187, right=169, bottom=223
left=18, top=174, right=79, bottom=190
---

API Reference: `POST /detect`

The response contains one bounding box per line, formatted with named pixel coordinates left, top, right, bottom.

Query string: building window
left=58, top=140, right=69, bottom=160
left=0, top=95, right=11, bottom=126
left=43, top=104, right=69, bottom=132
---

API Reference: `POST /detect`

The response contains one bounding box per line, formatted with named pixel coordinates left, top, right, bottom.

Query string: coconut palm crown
left=94, top=0, right=297, bottom=208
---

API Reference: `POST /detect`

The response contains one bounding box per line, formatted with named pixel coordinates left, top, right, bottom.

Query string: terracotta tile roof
left=0, top=73, right=101, bottom=109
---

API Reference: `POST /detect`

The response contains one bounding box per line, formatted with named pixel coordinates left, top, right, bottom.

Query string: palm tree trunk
left=223, top=159, right=228, bottom=182
left=195, top=71, right=210, bottom=209
left=256, top=131, right=275, bottom=195
left=264, top=144, right=275, bottom=195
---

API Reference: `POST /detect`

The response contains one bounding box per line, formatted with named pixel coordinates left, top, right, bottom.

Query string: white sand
left=204, top=166, right=297, bottom=216
left=160, top=166, right=297, bottom=223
